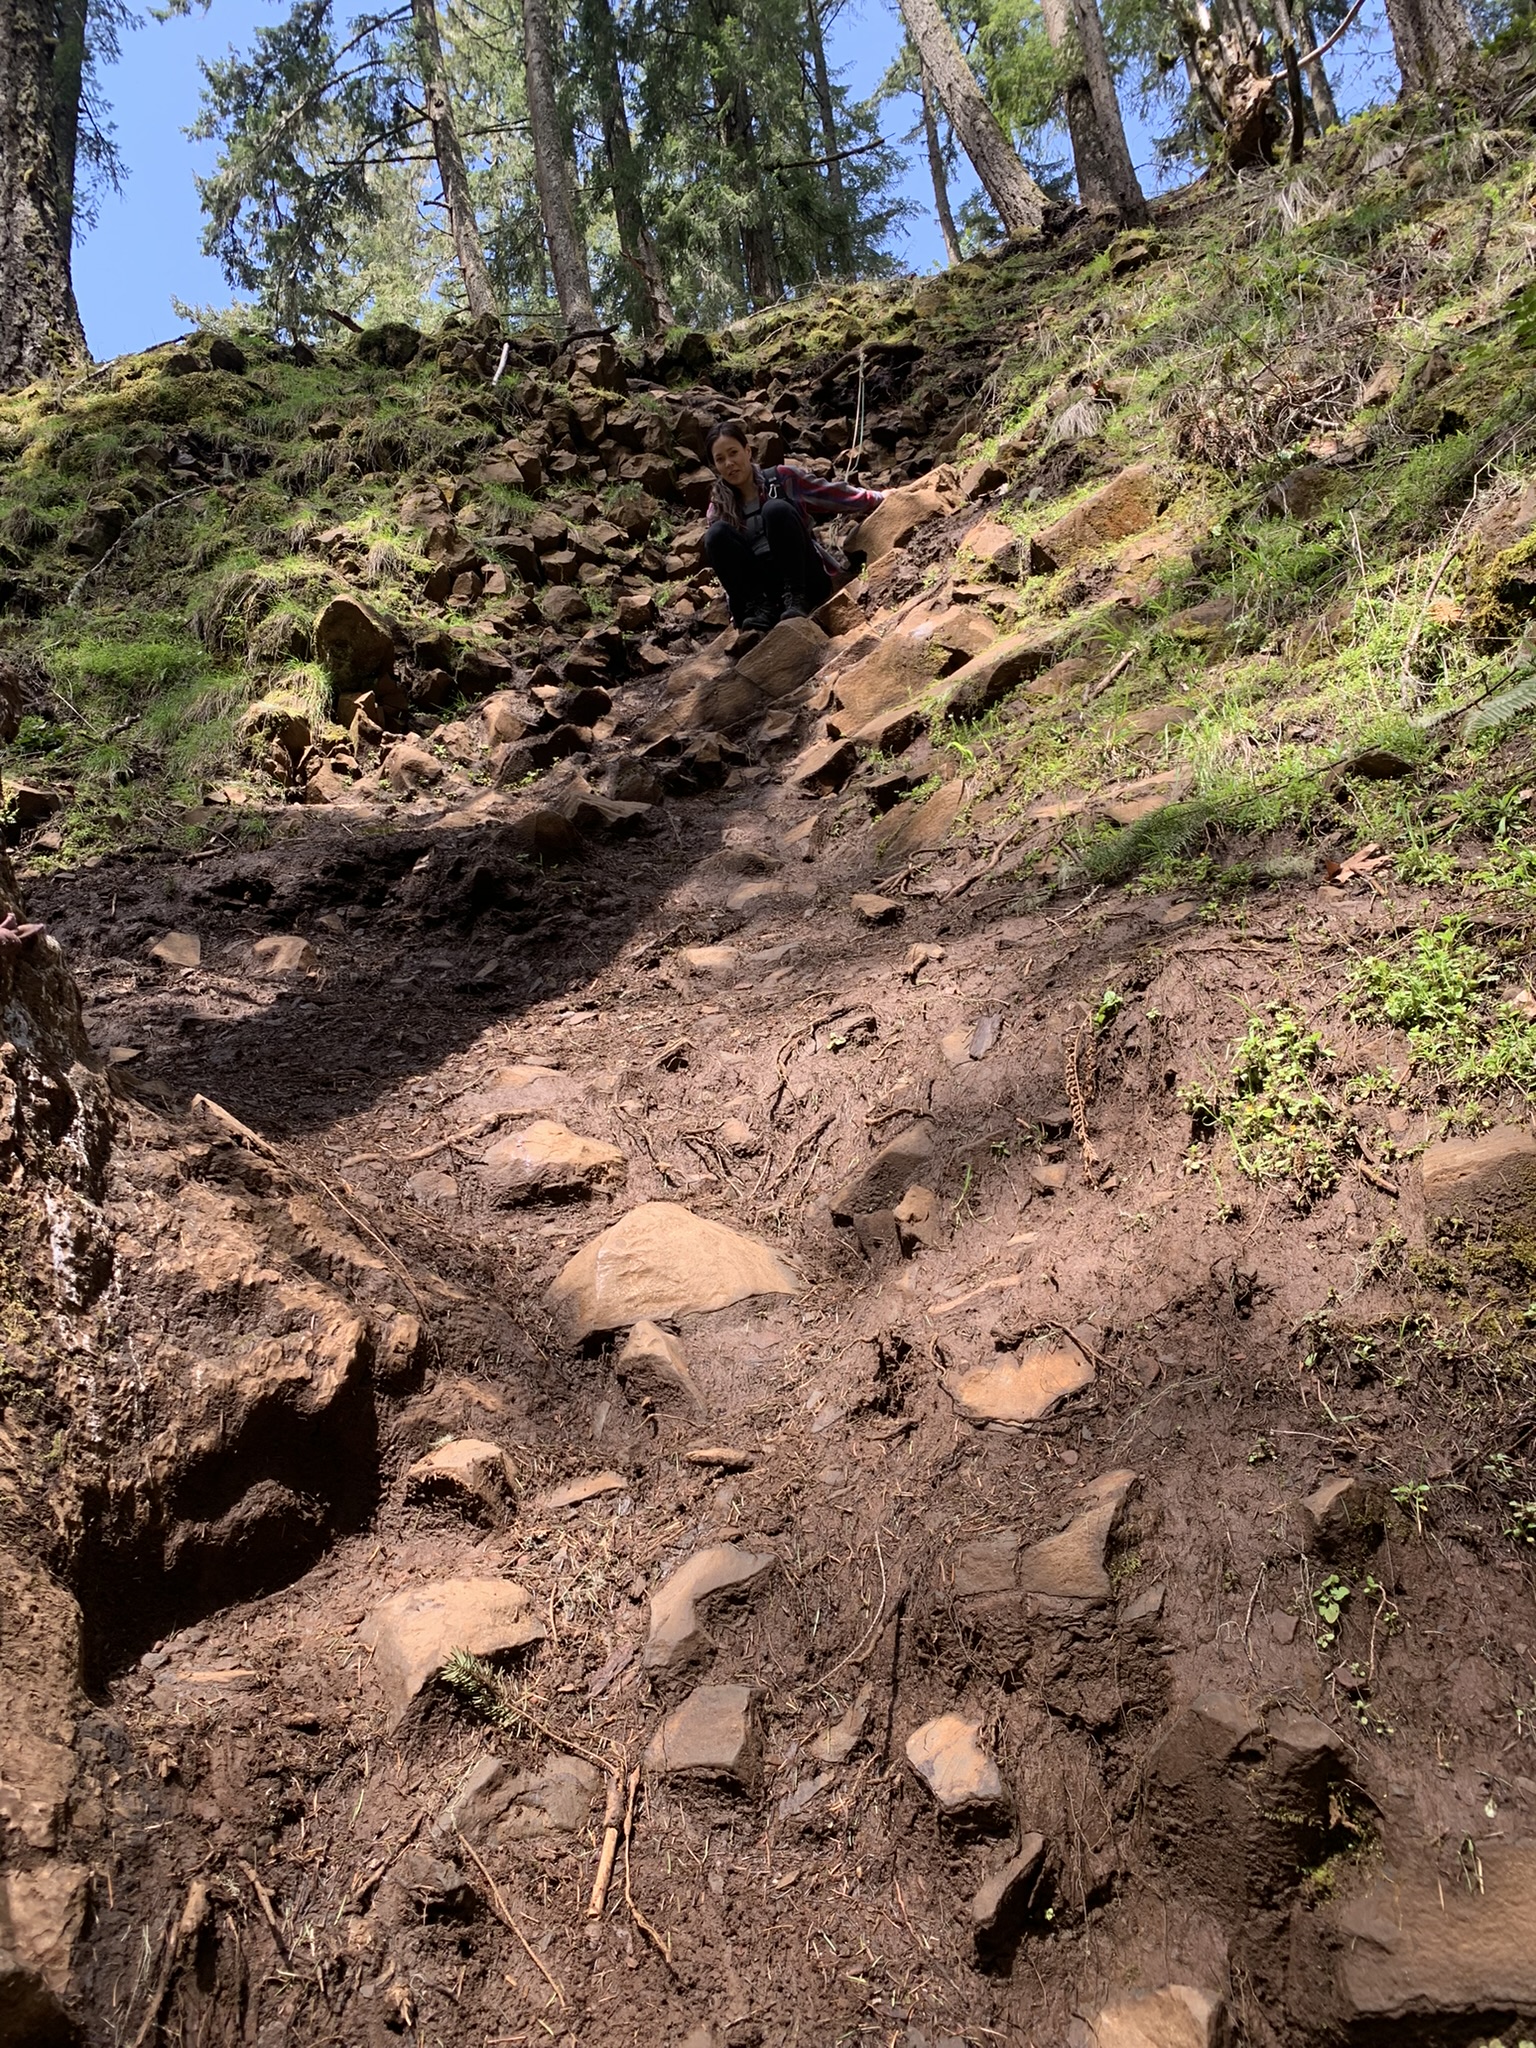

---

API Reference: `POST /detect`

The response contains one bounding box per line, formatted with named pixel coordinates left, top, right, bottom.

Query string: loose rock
left=1088, top=1984, right=1227, bottom=2048
left=478, top=1120, right=626, bottom=1204
left=971, top=1835, right=1046, bottom=1966
left=548, top=1203, right=803, bottom=1340
left=644, top=1682, right=762, bottom=1789
left=947, top=1347, right=1094, bottom=1427
left=616, top=1318, right=705, bottom=1414
left=358, top=1580, right=545, bottom=1718
left=149, top=932, right=201, bottom=969
left=643, top=1543, right=775, bottom=1679
left=403, top=1439, right=516, bottom=1525
left=905, top=1714, right=1011, bottom=1829
left=251, top=934, right=317, bottom=975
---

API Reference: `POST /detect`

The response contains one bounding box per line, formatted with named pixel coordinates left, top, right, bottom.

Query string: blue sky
left=74, top=0, right=1398, bottom=362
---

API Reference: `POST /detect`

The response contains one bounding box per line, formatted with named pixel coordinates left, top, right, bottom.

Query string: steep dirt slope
left=6, top=73, right=1536, bottom=2048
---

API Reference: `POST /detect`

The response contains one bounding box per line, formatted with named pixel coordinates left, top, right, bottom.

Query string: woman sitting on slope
left=703, top=419, right=885, bottom=635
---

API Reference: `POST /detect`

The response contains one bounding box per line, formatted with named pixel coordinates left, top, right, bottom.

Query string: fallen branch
left=455, top=1829, right=567, bottom=2009
left=67, top=488, right=208, bottom=606
left=621, top=1768, right=673, bottom=1969
left=587, top=1772, right=625, bottom=1918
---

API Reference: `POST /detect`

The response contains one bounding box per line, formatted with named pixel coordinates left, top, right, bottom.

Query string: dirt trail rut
left=6, top=267, right=1536, bottom=2046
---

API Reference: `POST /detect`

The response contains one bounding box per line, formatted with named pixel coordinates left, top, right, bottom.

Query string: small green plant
left=1184, top=1005, right=1344, bottom=1204
left=1346, top=921, right=1536, bottom=1093
left=1505, top=1499, right=1536, bottom=1545
left=1094, top=987, right=1124, bottom=1033
left=1312, top=1573, right=1351, bottom=1648
left=1391, top=1480, right=1431, bottom=1535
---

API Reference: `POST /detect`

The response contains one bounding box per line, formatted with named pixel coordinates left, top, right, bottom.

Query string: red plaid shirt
left=708, top=464, right=884, bottom=574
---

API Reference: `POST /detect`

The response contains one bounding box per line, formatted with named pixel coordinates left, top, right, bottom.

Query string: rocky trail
left=8, top=106, right=1536, bottom=2048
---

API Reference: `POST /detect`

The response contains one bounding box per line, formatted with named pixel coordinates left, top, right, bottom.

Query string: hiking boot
left=780, top=587, right=809, bottom=620
left=742, top=600, right=779, bottom=634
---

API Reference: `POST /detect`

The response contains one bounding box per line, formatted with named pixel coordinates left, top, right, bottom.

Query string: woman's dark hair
left=705, top=419, right=751, bottom=463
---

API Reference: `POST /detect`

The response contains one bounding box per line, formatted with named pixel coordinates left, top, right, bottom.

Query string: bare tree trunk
left=51, top=0, right=88, bottom=227
left=896, top=0, right=1049, bottom=239
left=579, top=0, right=672, bottom=333
left=919, top=62, right=962, bottom=265
left=1298, top=0, right=1340, bottom=125
left=410, top=0, right=497, bottom=320
left=0, top=0, right=89, bottom=387
left=520, top=0, right=598, bottom=334
left=721, top=80, right=782, bottom=307
left=805, top=0, right=852, bottom=272
left=1040, top=0, right=1146, bottom=221
left=1381, top=0, right=1473, bottom=93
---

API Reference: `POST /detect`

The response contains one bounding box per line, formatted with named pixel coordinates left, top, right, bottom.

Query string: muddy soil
left=13, top=707, right=1536, bottom=2048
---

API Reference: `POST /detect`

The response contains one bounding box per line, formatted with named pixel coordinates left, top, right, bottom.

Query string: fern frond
left=1465, top=670, right=1536, bottom=739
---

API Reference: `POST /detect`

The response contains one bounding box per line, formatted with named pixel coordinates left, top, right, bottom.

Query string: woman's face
left=710, top=433, right=753, bottom=492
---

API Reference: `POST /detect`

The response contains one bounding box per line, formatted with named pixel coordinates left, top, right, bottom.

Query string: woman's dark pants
left=705, top=499, right=832, bottom=624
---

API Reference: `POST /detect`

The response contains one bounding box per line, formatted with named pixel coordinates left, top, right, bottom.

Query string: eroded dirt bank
left=5, top=90, right=1536, bottom=2048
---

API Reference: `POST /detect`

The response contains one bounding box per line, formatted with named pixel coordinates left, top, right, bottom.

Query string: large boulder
left=1029, top=463, right=1164, bottom=573
left=846, top=477, right=962, bottom=563
left=314, top=594, right=397, bottom=692
left=547, top=1202, right=803, bottom=1340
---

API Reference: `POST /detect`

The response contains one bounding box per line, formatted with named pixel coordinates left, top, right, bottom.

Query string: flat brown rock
left=548, top=1203, right=802, bottom=1341
left=934, top=626, right=1068, bottom=722
left=735, top=616, right=828, bottom=697
left=948, top=1347, right=1093, bottom=1426
left=643, top=1543, right=775, bottom=1678
left=831, top=638, right=940, bottom=726
left=1030, top=464, right=1163, bottom=572
left=149, top=931, right=201, bottom=969
left=878, top=780, right=966, bottom=862
left=358, top=1580, right=545, bottom=1717
left=829, top=1122, right=934, bottom=1222
left=852, top=892, right=903, bottom=925
left=905, top=1714, right=1010, bottom=1827
left=1421, top=1124, right=1536, bottom=1232
left=453, top=1064, right=595, bottom=1124
left=1333, top=1842, right=1536, bottom=2025
left=846, top=479, right=961, bottom=563
left=1014, top=1469, right=1138, bottom=1602
left=478, top=1119, right=626, bottom=1204
left=404, top=1439, right=515, bottom=1524
left=540, top=1470, right=626, bottom=1510
left=645, top=1682, right=762, bottom=1788
left=252, top=935, right=317, bottom=975
left=1090, top=1984, right=1227, bottom=2048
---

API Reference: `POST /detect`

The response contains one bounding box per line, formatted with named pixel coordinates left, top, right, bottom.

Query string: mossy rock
left=355, top=322, right=422, bottom=371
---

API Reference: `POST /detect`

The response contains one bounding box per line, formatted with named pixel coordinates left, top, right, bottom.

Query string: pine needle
left=440, top=1649, right=613, bottom=1770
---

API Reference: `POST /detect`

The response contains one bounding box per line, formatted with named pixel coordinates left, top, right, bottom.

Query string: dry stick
left=587, top=1772, right=626, bottom=1918
left=67, top=487, right=209, bottom=606
left=192, top=1094, right=431, bottom=1320
left=620, top=1767, right=673, bottom=1968
left=1268, top=0, right=1366, bottom=79
left=130, top=1879, right=211, bottom=2048
left=397, top=1114, right=499, bottom=1163
left=1082, top=648, right=1135, bottom=706
left=454, top=1829, right=567, bottom=2011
